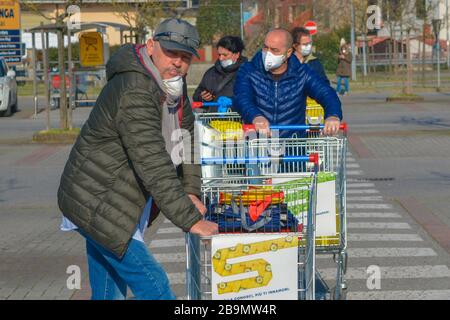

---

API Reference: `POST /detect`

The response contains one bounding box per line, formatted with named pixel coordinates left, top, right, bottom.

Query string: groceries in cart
left=306, top=97, right=324, bottom=125
left=204, top=187, right=300, bottom=233
left=209, top=120, right=243, bottom=140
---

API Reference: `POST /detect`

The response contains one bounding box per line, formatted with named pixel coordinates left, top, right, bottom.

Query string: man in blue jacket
left=233, top=28, right=342, bottom=138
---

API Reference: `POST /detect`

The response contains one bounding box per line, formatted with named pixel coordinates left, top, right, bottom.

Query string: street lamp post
left=446, top=0, right=449, bottom=69
left=240, top=0, right=244, bottom=40
left=432, top=19, right=442, bottom=91
left=350, top=1, right=356, bottom=81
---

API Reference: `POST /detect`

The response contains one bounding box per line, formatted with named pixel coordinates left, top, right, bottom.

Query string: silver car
left=0, top=58, right=18, bottom=117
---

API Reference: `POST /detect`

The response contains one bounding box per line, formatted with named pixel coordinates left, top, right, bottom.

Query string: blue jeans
left=336, top=76, right=349, bottom=94
left=78, top=229, right=176, bottom=300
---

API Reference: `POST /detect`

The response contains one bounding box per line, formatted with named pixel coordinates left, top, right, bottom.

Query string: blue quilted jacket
left=233, top=51, right=342, bottom=137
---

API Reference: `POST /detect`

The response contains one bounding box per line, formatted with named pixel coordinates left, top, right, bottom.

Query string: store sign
left=79, top=32, right=104, bottom=67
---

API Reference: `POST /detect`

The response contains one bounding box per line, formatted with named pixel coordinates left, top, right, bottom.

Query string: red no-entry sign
left=304, top=20, right=317, bottom=36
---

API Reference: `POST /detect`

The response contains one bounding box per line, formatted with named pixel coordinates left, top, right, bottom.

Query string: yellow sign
left=0, top=0, right=20, bottom=29
left=79, top=32, right=104, bottom=67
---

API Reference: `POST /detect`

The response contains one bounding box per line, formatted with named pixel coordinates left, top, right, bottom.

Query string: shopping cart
left=242, top=124, right=349, bottom=300
left=188, top=101, right=348, bottom=300
left=193, top=99, right=244, bottom=179
left=186, top=154, right=320, bottom=300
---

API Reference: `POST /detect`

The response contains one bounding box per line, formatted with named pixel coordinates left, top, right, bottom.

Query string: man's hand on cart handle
left=323, top=116, right=341, bottom=136
left=188, top=194, right=207, bottom=215
left=252, top=116, right=271, bottom=137
left=190, top=220, right=219, bottom=236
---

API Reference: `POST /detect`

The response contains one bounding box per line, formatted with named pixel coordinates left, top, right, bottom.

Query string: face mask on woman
left=220, top=59, right=235, bottom=69
left=262, top=51, right=286, bottom=71
left=300, top=44, right=312, bottom=57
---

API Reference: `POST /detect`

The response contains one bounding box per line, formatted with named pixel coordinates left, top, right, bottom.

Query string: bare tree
left=111, top=0, right=181, bottom=44
left=22, top=0, right=82, bottom=130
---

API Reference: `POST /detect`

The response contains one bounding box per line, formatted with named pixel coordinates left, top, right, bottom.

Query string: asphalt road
left=0, top=92, right=450, bottom=300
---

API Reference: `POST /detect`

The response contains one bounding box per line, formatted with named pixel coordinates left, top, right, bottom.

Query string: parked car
left=0, top=58, right=18, bottom=117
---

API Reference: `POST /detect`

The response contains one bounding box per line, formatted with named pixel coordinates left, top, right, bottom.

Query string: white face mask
left=300, top=44, right=312, bottom=57
left=262, top=51, right=286, bottom=71
left=220, top=59, right=235, bottom=69
left=162, top=75, right=183, bottom=98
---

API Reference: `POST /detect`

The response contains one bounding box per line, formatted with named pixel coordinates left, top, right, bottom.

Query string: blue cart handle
left=243, top=123, right=348, bottom=134
left=192, top=96, right=233, bottom=113
left=202, top=154, right=319, bottom=166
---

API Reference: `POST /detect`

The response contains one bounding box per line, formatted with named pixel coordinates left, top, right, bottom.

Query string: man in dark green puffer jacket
left=57, top=18, right=218, bottom=300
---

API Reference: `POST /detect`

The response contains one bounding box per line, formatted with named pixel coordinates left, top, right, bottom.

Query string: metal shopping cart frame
left=188, top=102, right=348, bottom=300
left=186, top=165, right=319, bottom=300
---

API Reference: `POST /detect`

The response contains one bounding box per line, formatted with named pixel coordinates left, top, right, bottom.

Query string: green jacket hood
left=106, top=44, right=150, bottom=81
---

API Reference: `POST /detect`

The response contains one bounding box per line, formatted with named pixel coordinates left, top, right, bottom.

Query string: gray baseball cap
left=153, top=18, right=200, bottom=58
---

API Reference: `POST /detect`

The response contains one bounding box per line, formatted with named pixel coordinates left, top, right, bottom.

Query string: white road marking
left=149, top=237, right=185, bottom=248
left=346, top=189, right=380, bottom=194
left=346, top=183, right=375, bottom=188
left=345, top=247, right=436, bottom=258
left=157, top=227, right=183, bottom=234
left=319, top=265, right=450, bottom=280
left=348, top=233, right=422, bottom=241
left=347, top=203, right=393, bottom=209
left=347, top=222, right=411, bottom=229
left=347, top=290, right=450, bottom=300
left=347, top=196, right=384, bottom=201
left=347, top=212, right=401, bottom=218
left=347, top=170, right=364, bottom=176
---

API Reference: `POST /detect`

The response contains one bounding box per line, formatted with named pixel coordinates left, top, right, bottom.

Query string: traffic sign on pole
left=0, top=0, right=22, bottom=64
left=304, top=20, right=318, bottom=36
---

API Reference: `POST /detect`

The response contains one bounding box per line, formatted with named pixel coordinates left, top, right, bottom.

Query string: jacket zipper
left=274, top=82, right=278, bottom=124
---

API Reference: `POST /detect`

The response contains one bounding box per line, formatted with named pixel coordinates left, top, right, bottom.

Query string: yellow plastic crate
left=306, top=98, right=324, bottom=125
left=209, top=120, right=243, bottom=140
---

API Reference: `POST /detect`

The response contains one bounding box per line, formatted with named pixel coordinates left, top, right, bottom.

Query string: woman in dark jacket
left=193, top=36, right=247, bottom=112
left=336, top=43, right=352, bottom=95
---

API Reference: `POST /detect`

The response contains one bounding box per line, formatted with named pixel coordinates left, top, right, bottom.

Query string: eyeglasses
left=154, top=31, right=200, bottom=49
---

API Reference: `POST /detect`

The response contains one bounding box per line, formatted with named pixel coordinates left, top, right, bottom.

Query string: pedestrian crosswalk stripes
left=347, top=212, right=402, bottom=218
left=346, top=183, right=375, bottom=188
left=153, top=253, right=186, bottom=263
left=150, top=238, right=185, bottom=248
left=157, top=227, right=183, bottom=234
left=347, top=203, right=393, bottom=209
left=347, top=222, right=411, bottom=229
left=347, top=196, right=384, bottom=201
left=347, top=170, right=364, bottom=176
left=345, top=247, right=437, bottom=258
left=347, top=233, right=423, bottom=241
left=347, top=290, right=450, bottom=300
left=319, top=265, right=450, bottom=280
left=167, top=273, right=211, bottom=285
left=347, top=189, right=379, bottom=194
left=346, top=163, right=360, bottom=168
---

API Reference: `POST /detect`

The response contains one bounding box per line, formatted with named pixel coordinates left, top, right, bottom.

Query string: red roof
left=423, top=38, right=448, bottom=50
left=244, top=11, right=264, bottom=27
